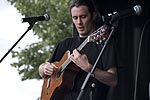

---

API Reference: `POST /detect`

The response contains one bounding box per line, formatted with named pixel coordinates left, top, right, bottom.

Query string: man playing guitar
left=39, top=0, right=118, bottom=100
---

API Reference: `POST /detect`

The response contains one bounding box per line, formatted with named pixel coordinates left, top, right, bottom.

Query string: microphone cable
left=133, top=17, right=150, bottom=100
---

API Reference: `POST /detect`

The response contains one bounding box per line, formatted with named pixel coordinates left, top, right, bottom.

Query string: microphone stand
left=0, top=21, right=35, bottom=63
left=76, top=24, right=117, bottom=100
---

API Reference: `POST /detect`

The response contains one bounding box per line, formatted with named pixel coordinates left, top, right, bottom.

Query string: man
left=39, top=0, right=118, bottom=100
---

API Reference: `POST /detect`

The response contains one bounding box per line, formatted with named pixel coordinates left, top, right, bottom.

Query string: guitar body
left=40, top=51, right=80, bottom=100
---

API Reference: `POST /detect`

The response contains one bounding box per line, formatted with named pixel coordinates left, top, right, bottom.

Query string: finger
left=44, top=67, right=54, bottom=76
left=70, top=54, right=74, bottom=59
left=45, top=70, right=53, bottom=76
left=44, top=68, right=48, bottom=75
left=51, top=63, right=58, bottom=71
left=73, top=49, right=81, bottom=56
left=67, top=50, right=71, bottom=58
left=43, top=63, right=54, bottom=75
left=73, top=49, right=77, bottom=54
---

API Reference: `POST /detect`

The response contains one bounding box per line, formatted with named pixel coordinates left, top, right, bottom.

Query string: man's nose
left=77, top=18, right=82, bottom=24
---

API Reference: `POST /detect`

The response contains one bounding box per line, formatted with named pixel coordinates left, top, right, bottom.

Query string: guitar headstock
left=88, top=24, right=110, bottom=44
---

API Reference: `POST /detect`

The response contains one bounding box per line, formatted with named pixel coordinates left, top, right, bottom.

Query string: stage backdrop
left=93, top=0, right=149, bottom=100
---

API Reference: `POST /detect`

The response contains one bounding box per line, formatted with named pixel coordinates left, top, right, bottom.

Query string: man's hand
left=39, top=62, right=58, bottom=78
left=70, top=49, right=92, bottom=72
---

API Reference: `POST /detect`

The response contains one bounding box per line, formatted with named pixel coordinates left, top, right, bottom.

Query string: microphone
left=102, top=5, right=142, bottom=24
left=22, top=13, right=50, bottom=23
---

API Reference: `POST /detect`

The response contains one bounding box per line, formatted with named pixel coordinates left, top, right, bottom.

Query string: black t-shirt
left=48, top=36, right=117, bottom=100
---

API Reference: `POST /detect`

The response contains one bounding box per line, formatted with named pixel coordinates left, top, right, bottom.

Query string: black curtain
left=92, top=0, right=150, bottom=100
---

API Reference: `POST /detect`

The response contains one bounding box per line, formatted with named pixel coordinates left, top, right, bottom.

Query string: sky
left=0, top=0, right=43, bottom=100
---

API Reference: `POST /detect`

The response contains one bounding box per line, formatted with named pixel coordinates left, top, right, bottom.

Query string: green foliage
left=7, top=0, right=73, bottom=80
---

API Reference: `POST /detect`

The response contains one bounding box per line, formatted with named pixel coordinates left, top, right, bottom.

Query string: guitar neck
left=58, top=37, right=89, bottom=74
left=77, top=37, right=89, bottom=51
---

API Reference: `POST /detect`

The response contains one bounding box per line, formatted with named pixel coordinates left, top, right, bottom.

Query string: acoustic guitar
left=40, top=24, right=110, bottom=100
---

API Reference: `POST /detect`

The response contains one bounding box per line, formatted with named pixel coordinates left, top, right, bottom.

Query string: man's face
left=71, top=5, right=95, bottom=37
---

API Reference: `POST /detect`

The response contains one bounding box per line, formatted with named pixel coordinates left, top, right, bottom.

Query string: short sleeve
left=101, top=37, right=117, bottom=70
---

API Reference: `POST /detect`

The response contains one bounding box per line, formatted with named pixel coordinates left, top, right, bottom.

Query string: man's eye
left=81, top=16, right=86, bottom=18
left=73, top=17, right=78, bottom=20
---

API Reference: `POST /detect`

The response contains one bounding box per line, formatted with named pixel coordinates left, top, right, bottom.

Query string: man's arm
left=93, top=66, right=117, bottom=86
left=70, top=49, right=118, bottom=87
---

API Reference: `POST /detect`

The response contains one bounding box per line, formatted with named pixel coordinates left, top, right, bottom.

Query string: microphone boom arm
left=0, top=22, right=35, bottom=63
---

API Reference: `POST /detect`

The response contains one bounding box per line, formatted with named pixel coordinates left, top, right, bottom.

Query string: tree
left=7, top=0, right=73, bottom=80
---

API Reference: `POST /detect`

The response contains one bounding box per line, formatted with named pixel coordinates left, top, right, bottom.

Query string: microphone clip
left=102, top=12, right=117, bottom=24
left=102, top=12, right=119, bottom=28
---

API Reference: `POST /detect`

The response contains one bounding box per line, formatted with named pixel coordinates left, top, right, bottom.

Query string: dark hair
left=69, top=0, right=103, bottom=30
left=69, top=0, right=96, bottom=15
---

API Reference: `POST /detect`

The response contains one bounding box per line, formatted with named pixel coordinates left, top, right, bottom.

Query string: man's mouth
left=78, top=27, right=84, bottom=31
